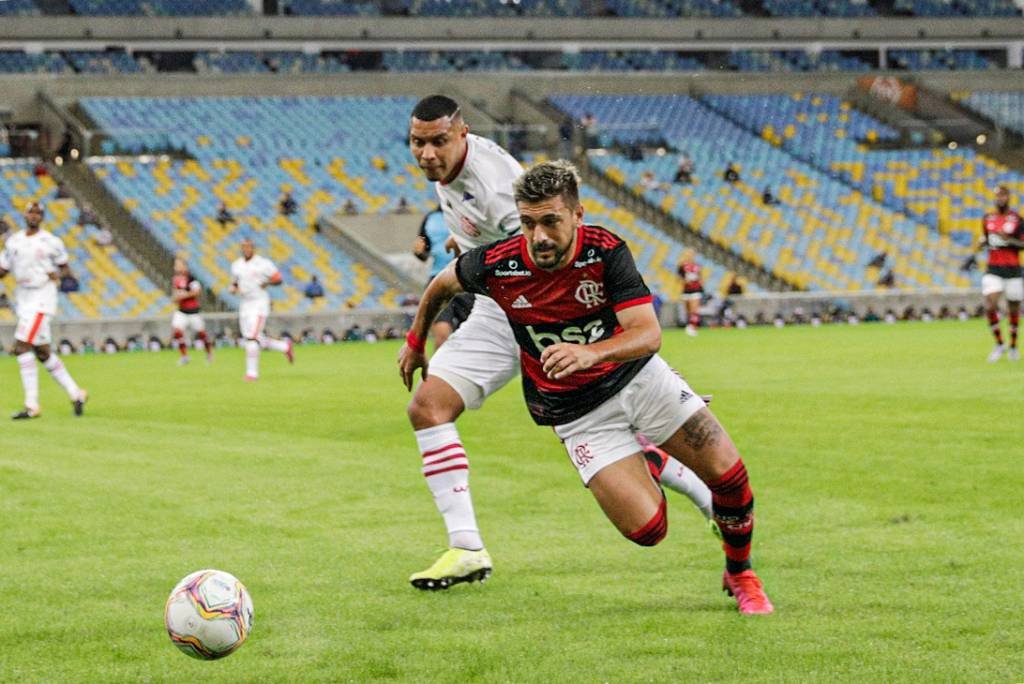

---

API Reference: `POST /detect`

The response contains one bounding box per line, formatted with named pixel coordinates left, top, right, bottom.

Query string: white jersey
left=435, top=133, right=524, bottom=253
left=0, top=229, right=67, bottom=316
left=231, top=255, right=279, bottom=309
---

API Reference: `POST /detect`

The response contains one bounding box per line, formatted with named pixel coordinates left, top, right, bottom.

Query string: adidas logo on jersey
left=511, top=295, right=532, bottom=309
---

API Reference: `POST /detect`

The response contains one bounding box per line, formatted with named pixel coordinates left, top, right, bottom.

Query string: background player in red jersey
left=978, top=185, right=1024, bottom=362
left=677, top=250, right=703, bottom=337
left=399, top=161, right=772, bottom=614
left=171, top=257, right=213, bottom=365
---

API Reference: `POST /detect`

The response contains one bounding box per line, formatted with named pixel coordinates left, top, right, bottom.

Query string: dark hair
left=411, top=95, right=461, bottom=122
left=513, top=160, right=580, bottom=208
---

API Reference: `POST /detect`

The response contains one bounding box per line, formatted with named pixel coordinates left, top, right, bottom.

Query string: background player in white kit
left=402, top=96, right=714, bottom=590
left=0, top=202, right=88, bottom=419
left=229, top=237, right=294, bottom=381
left=171, top=256, right=213, bottom=365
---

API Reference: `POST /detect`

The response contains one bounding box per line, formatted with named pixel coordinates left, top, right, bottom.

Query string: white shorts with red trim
left=428, top=295, right=519, bottom=410
left=239, top=302, right=270, bottom=340
left=981, top=273, right=1024, bottom=301
left=554, top=354, right=706, bottom=486
left=172, top=310, right=206, bottom=333
left=15, top=311, right=52, bottom=346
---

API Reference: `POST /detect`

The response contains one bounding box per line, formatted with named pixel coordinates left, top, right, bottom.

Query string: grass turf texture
left=0, top=320, right=1021, bottom=682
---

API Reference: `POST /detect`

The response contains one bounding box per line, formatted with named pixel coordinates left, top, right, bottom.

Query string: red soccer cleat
left=244, top=374, right=258, bottom=382
left=285, top=339, right=294, bottom=365
left=722, top=569, right=774, bottom=615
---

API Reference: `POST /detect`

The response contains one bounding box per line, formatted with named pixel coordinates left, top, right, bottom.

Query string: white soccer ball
left=164, top=569, right=254, bottom=660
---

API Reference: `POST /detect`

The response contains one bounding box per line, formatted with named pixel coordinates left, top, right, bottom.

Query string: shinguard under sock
left=197, top=330, right=212, bottom=353
left=245, top=339, right=260, bottom=377
left=173, top=330, right=188, bottom=356
left=1010, top=311, right=1020, bottom=349
left=988, top=310, right=1004, bottom=345
left=415, top=422, right=482, bottom=550
left=708, top=459, right=755, bottom=574
left=43, top=354, right=81, bottom=400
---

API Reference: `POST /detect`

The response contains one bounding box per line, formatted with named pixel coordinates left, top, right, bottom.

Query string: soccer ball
left=164, top=569, right=254, bottom=660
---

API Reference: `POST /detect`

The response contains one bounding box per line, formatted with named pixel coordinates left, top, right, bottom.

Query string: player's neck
left=25, top=227, right=39, bottom=236
left=440, top=141, right=469, bottom=186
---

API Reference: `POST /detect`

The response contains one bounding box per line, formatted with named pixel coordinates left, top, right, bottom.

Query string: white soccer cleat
left=685, top=325, right=698, bottom=337
left=988, top=344, right=1005, bottom=363
left=177, top=355, right=191, bottom=366
left=1009, top=348, right=1021, bottom=362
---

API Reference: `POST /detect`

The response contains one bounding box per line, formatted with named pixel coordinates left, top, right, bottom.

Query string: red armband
left=405, top=330, right=426, bottom=354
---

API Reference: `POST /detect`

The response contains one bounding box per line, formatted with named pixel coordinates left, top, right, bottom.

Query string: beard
left=530, top=241, right=569, bottom=269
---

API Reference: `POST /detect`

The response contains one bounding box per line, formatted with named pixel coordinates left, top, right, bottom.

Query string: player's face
left=996, top=187, right=1010, bottom=210
left=24, top=206, right=43, bottom=230
left=241, top=240, right=254, bottom=260
left=173, top=258, right=186, bottom=275
left=409, top=115, right=467, bottom=183
left=519, top=194, right=584, bottom=271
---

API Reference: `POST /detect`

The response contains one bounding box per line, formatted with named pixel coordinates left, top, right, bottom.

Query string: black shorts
left=435, top=293, right=476, bottom=331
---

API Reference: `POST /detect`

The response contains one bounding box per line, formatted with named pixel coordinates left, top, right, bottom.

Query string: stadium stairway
left=57, top=161, right=228, bottom=311
left=512, top=88, right=795, bottom=292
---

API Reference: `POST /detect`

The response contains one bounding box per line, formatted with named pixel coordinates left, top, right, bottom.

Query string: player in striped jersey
left=171, top=257, right=212, bottom=365
left=979, top=185, right=1024, bottom=362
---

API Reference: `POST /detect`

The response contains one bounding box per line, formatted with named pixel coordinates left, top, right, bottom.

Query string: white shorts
left=239, top=303, right=270, bottom=340
left=554, top=354, right=707, bottom=486
left=682, top=291, right=703, bottom=302
left=172, top=311, right=206, bottom=333
left=981, top=273, right=1024, bottom=301
left=15, top=311, right=52, bottom=346
left=428, top=295, right=519, bottom=410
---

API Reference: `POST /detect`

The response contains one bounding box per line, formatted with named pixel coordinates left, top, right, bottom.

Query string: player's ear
left=574, top=202, right=585, bottom=225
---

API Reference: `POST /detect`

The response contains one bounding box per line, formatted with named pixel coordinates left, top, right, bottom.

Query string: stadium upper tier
left=549, top=94, right=975, bottom=291
left=0, top=49, right=1009, bottom=74
left=700, top=92, right=1024, bottom=245
left=81, top=96, right=744, bottom=307
left=0, top=162, right=169, bottom=321
left=2, top=0, right=1019, bottom=14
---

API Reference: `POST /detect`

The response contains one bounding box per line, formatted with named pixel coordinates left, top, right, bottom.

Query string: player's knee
left=33, top=347, right=49, bottom=363
left=625, top=498, right=668, bottom=547
left=407, top=393, right=447, bottom=429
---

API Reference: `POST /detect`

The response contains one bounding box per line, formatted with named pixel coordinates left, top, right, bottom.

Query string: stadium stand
left=68, top=0, right=251, bottom=15
left=0, top=0, right=40, bottom=15
left=549, top=94, right=974, bottom=291
left=79, top=96, right=438, bottom=311
left=0, top=51, right=71, bottom=74
left=959, top=91, right=1024, bottom=136
left=65, top=50, right=148, bottom=75
left=0, top=161, right=169, bottom=321
left=887, top=49, right=995, bottom=70
left=701, top=92, right=1024, bottom=244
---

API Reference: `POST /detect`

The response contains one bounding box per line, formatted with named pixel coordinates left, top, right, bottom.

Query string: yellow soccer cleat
left=409, top=548, right=493, bottom=591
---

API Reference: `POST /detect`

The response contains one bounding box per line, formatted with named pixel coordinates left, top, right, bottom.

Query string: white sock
left=415, top=422, right=482, bottom=550
left=17, top=351, right=39, bottom=411
left=262, top=336, right=289, bottom=353
left=245, top=339, right=260, bottom=377
left=661, top=456, right=713, bottom=521
left=43, top=353, right=81, bottom=400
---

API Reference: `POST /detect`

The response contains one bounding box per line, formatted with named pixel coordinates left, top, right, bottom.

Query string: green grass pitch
left=1, top=320, right=1022, bottom=682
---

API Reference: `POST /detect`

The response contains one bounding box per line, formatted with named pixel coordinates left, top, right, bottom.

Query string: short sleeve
left=604, top=242, right=652, bottom=312
left=263, top=259, right=279, bottom=280
left=50, top=236, right=69, bottom=267
left=455, top=247, right=490, bottom=296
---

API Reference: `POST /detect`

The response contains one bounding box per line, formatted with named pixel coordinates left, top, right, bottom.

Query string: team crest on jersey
left=574, top=279, right=606, bottom=309
left=463, top=191, right=475, bottom=202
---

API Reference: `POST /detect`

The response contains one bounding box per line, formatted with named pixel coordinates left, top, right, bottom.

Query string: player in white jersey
left=0, top=202, right=88, bottom=419
left=229, top=237, right=294, bottom=381
left=401, top=96, right=715, bottom=590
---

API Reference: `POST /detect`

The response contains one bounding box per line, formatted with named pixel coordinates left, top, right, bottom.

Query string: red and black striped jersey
left=455, top=224, right=654, bottom=426
left=982, top=209, right=1023, bottom=277
left=172, top=273, right=201, bottom=314
left=678, top=260, right=703, bottom=293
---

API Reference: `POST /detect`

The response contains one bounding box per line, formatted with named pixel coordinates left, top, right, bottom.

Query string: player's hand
left=414, top=236, right=428, bottom=256
left=229, top=284, right=239, bottom=295
left=398, top=344, right=428, bottom=391
left=444, top=236, right=461, bottom=256
left=540, top=343, right=598, bottom=380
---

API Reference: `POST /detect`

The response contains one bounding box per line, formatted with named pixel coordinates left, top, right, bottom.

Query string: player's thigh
left=982, top=274, right=1005, bottom=302
left=658, top=409, right=740, bottom=484
left=171, top=311, right=188, bottom=332
left=238, top=310, right=265, bottom=339
left=587, top=453, right=663, bottom=535
left=408, top=374, right=466, bottom=429
left=188, top=314, right=206, bottom=333
left=427, top=297, right=518, bottom=410
left=15, top=311, right=50, bottom=346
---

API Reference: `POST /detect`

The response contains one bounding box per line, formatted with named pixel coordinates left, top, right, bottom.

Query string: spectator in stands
left=395, top=196, right=412, bottom=214
left=761, top=186, right=780, bottom=206
left=726, top=274, right=745, bottom=296
left=147, top=335, right=163, bottom=352
left=0, top=292, right=9, bottom=309
left=867, top=250, right=887, bottom=269
left=59, top=338, right=76, bottom=355
left=33, top=162, right=48, bottom=178
left=639, top=170, right=667, bottom=193
left=877, top=270, right=895, bottom=288
left=723, top=162, right=740, bottom=184
left=55, top=181, right=71, bottom=199
left=279, top=191, right=298, bottom=217
left=558, top=117, right=575, bottom=160
left=674, top=153, right=695, bottom=184
left=580, top=112, right=598, bottom=148
left=103, top=337, right=120, bottom=354
left=77, top=202, right=99, bottom=227
left=322, top=329, right=337, bottom=344
left=342, top=198, right=359, bottom=216
left=304, top=275, right=324, bottom=299
left=343, top=324, right=364, bottom=342
left=216, top=202, right=235, bottom=228
left=93, top=226, right=114, bottom=248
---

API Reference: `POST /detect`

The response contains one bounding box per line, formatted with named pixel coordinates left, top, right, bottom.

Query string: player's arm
left=414, top=216, right=431, bottom=260
left=541, top=303, right=661, bottom=380
left=262, top=271, right=283, bottom=289
left=56, top=262, right=73, bottom=282
left=398, top=261, right=464, bottom=391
